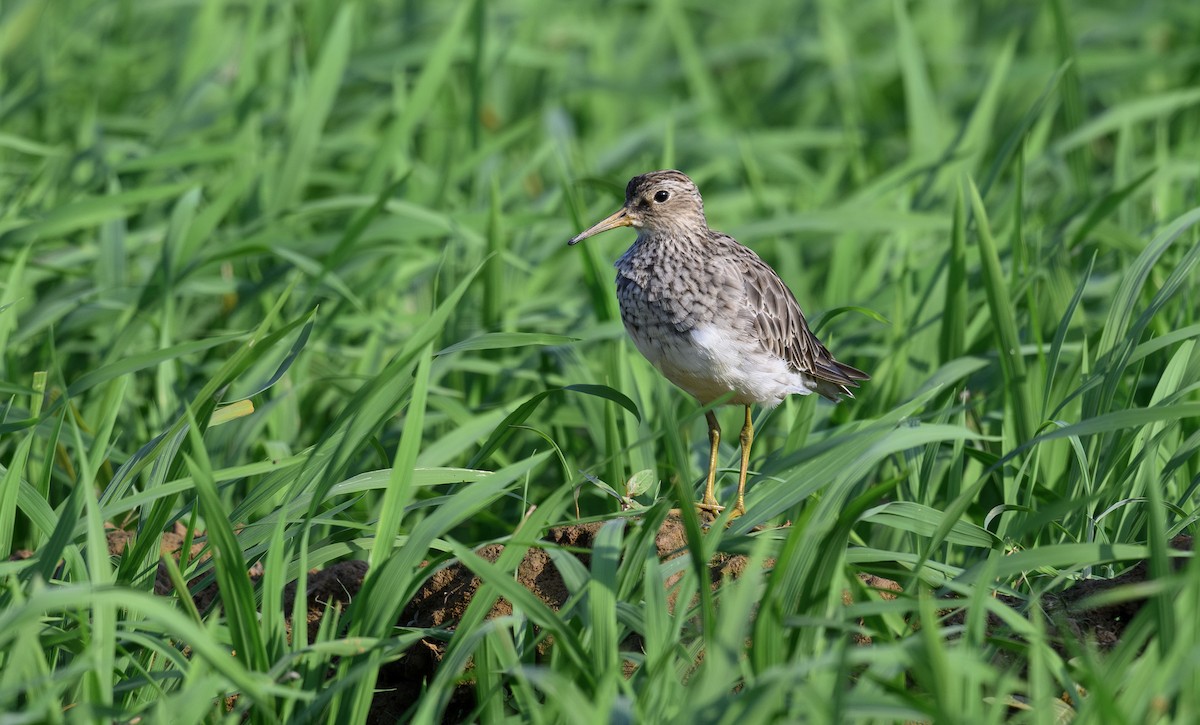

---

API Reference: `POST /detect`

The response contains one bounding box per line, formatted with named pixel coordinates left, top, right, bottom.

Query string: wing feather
left=721, top=238, right=868, bottom=398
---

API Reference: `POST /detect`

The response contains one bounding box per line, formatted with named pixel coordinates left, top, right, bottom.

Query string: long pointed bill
left=568, top=207, right=632, bottom=245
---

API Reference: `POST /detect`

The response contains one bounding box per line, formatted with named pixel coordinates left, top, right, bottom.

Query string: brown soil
left=21, top=521, right=1191, bottom=721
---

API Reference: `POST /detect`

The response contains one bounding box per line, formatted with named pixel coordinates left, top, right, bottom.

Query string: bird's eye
left=653, top=190, right=670, bottom=203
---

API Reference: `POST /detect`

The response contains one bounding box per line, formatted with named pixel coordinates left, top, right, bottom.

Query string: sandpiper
left=569, top=170, right=867, bottom=518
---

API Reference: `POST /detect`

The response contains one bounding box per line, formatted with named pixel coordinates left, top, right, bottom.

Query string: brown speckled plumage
left=569, top=170, right=868, bottom=517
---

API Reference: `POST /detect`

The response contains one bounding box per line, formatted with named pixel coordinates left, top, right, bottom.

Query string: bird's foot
left=697, top=497, right=722, bottom=512
left=696, top=499, right=723, bottom=522
left=697, top=499, right=749, bottom=526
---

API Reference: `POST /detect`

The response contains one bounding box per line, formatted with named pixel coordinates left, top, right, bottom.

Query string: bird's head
left=568, top=170, right=707, bottom=245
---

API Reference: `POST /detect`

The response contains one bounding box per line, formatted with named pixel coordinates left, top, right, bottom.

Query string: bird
left=568, top=170, right=868, bottom=518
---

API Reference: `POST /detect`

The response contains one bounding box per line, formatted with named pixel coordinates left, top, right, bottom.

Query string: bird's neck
left=617, top=228, right=713, bottom=285
left=635, top=224, right=710, bottom=251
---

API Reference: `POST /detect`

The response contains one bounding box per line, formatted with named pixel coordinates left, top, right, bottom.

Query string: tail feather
left=812, top=359, right=869, bottom=402
left=835, top=360, right=870, bottom=382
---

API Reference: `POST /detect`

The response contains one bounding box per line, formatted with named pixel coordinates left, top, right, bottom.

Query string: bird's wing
left=725, top=239, right=867, bottom=390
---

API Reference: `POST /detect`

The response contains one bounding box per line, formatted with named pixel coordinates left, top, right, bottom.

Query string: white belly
left=628, top=322, right=817, bottom=407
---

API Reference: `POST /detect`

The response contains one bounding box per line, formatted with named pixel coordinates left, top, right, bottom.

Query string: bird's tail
left=814, top=360, right=870, bottom=402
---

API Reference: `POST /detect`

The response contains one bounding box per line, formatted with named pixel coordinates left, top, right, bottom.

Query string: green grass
left=2, top=0, right=1200, bottom=721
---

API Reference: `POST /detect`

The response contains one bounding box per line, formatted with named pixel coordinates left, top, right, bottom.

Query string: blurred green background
left=2, top=0, right=1200, bottom=721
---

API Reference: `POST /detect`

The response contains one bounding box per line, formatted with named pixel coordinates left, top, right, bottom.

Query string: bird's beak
left=568, top=207, right=632, bottom=246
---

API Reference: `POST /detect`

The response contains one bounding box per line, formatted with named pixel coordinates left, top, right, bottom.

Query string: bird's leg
left=698, top=410, right=722, bottom=513
left=732, top=405, right=753, bottom=518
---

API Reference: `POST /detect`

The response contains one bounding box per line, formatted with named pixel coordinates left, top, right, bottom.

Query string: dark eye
left=653, top=190, right=670, bottom=203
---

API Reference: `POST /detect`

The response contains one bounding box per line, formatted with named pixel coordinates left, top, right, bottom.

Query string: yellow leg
left=699, top=410, right=722, bottom=512
left=732, top=406, right=753, bottom=518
